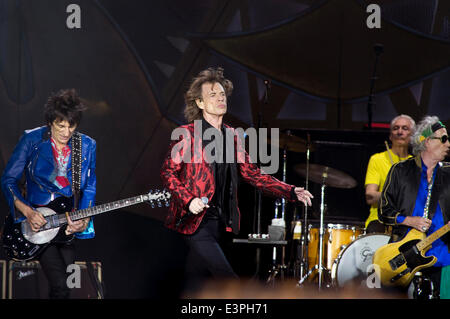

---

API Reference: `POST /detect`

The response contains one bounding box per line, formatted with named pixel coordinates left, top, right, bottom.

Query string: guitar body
left=1, top=196, right=74, bottom=261
left=373, top=229, right=436, bottom=287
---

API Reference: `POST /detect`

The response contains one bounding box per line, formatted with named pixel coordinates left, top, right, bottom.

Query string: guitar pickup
left=390, top=268, right=411, bottom=283
left=388, top=253, right=406, bottom=271
left=28, top=245, right=40, bottom=256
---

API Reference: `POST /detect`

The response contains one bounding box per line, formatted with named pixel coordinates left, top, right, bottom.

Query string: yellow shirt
left=364, top=150, right=412, bottom=227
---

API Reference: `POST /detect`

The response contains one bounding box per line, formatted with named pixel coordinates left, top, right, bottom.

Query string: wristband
left=396, top=215, right=406, bottom=224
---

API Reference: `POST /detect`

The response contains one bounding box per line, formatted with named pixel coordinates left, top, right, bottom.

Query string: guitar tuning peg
left=157, top=200, right=162, bottom=208
left=165, top=200, right=170, bottom=207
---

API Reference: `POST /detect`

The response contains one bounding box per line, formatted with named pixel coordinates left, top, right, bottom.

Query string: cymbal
left=268, top=132, right=314, bottom=153
left=294, top=163, right=357, bottom=189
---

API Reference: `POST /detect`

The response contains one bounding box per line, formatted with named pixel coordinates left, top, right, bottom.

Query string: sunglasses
left=430, top=135, right=449, bottom=144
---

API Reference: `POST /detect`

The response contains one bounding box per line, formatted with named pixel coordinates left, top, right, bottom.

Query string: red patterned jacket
left=160, top=122, right=296, bottom=235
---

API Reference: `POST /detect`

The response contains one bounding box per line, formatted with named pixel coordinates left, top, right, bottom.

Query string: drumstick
left=384, top=141, right=394, bottom=165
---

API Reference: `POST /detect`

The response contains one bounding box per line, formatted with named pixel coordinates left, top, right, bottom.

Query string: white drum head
left=332, top=233, right=390, bottom=287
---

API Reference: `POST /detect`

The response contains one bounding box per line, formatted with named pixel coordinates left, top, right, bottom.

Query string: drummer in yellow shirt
left=364, top=114, right=415, bottom=233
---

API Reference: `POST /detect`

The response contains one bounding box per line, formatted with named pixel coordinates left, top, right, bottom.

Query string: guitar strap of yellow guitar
left=423, top=179, right=434, bottom=220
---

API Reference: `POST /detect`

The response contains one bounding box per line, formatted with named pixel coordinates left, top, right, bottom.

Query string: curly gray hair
left=411, top=115, right=441, bottom=156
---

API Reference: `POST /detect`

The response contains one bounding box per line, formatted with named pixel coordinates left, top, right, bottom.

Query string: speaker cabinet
left=8, top=260, right=102, bottom=299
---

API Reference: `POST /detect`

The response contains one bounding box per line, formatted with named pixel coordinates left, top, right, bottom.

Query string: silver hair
left=411, top=115, right=441, bottom=156
left=390, top=114, right=416, bottom=133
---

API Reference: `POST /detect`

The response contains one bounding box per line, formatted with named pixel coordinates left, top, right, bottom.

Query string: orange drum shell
left=307, top=223, right=365, bottom=270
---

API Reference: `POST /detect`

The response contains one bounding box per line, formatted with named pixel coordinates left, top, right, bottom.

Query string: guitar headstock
left=145, top=189, right=171, bottom=208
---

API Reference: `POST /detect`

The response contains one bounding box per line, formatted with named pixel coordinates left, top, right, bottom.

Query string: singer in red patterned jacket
left=160, top=67, right=313, bottom=293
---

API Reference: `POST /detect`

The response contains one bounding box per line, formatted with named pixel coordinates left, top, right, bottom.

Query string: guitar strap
left=423, top=172, right=436, bottom=220
left=71, top=132, right=82, bottom=210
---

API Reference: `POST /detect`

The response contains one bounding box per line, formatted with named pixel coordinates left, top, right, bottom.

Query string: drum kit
left=268, top=131, right=390, bottom=289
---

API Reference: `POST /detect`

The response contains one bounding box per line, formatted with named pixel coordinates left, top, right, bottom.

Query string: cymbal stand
left=317, top=167, right=328, bottom=290
left=299, top=134, right=311, bottom=279
left=280, top=136, right=289, bottom=219
left=298, top=167, right=329, bottom=289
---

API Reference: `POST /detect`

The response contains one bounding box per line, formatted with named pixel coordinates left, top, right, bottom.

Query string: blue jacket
left=1, top=126, right=96, bottom=239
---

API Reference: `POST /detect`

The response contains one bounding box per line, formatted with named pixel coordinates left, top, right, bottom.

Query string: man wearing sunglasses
left=379, top=115, right=450, bottom=299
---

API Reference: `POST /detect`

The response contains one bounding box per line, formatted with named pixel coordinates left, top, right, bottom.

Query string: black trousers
left=183, top=218, right=238, bottom=293
left=38, top=242, right=75, bottom=299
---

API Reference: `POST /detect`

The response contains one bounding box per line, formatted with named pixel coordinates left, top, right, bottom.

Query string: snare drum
left=307, top=223, right=365, bottom=271
left=331, top=233, right=390, bottom=287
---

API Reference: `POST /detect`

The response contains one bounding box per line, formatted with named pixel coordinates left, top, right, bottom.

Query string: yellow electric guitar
left=373, top=223, right=450, bottom=287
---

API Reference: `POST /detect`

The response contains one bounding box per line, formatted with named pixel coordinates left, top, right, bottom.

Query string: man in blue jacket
left=1, top=89, right=96, bottom=298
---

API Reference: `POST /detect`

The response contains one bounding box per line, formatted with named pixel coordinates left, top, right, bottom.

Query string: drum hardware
left=280, top=132, right=290, bottom=220
left=299, top=221, right=365, bottom=286
left=298, top=168, right=329, bottom=289
left=266, top=264, right=288, bottom=286
left=266, top=130, right=311, bottom=285
left=281, top=133, right=313, bottom=281
left=299, top=133, right=312, bottom=280
left=266, top=132, right=291, bottom=284
left=295, top=163, right=358, bottom=289
left=317, top=172, right=327, bottom=289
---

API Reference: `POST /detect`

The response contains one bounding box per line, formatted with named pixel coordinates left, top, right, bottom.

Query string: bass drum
left=331, top=233, right=390, bottom=287
left=307, top=222, right=365, bottom=272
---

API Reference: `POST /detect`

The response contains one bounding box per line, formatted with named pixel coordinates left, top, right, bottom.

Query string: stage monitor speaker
left=8, top=260, right=103, bottom=299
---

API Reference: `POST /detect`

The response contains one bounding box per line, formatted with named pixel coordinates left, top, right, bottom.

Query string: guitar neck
left=416, top=223, right=450, bottom=251
left=74, top=195, right=148, bottom=220
left=52, top=194, right=149, bottom=227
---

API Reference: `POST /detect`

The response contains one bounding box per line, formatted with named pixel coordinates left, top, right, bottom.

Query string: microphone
left=176, top=197, right=209, bottom=228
